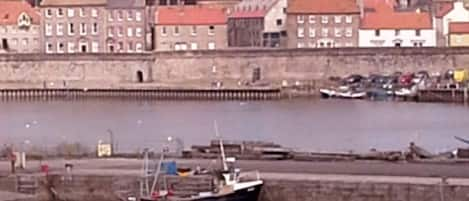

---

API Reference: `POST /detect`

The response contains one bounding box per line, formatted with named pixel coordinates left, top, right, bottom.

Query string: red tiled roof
left=449, top=22, right=469, bottom=34
left=287, top=0, right=360, bottom=14
left=360, top=0, right=432, bottom=29
left=0, top=1, right=39, bottom=25
left=156, top=6, right=227, bottom=25
left=434, top=2, right=453, bottom=18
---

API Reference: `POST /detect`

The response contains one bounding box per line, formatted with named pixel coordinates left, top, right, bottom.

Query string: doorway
left=80, top=44, right=87, bottom=53
left=136, top=70, right=144, bottom=83
left=252, top=67, right=261, bottom=83
left=1, top=38, right=8, bottom=50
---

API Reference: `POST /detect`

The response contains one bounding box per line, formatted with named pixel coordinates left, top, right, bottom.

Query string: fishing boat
left=140, top=123, right=263, bottom=201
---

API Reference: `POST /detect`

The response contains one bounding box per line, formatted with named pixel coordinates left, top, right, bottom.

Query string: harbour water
left=0, top=99, right=468, bottom=153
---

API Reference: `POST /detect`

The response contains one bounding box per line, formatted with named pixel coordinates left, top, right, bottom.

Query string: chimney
left=357, top=0, right=364, bottom=18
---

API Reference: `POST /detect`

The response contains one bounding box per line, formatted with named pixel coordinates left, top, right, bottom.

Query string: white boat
left=337, top=91, right=367, bottom=99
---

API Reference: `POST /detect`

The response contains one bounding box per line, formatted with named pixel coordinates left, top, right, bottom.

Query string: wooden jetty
left=417, top=88, right=469, bottom=103
left=0, top=88, right=283, bottom=101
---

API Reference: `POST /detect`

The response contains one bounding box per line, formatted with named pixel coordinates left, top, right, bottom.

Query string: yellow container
left=454, top=69, right=469, bottom=82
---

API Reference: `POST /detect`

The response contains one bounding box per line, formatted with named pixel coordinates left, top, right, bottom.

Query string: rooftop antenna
left=214, top=120, right=228, bottom=171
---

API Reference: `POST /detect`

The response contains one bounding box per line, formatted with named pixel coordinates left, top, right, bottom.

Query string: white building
left=358, top=0, right=436, bottom=47
left=434, top=0, right=469, bottom=46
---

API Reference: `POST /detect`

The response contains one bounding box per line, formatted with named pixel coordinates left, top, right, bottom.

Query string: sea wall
left=23, top=174, right=469, bottom=201
left=1, top=48, right=469, bottom=88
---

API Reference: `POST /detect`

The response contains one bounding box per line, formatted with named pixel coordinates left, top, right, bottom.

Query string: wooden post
left=464, top=87, right=468, bottom=105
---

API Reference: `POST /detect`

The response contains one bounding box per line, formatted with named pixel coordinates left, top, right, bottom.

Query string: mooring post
left=464, top=87, right=468, bottom=105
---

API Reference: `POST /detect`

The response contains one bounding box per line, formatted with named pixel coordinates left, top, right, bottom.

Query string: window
left=136, top=11, right=142, bottom=21
left=345, top=27, right=352, bottom=37
left=108, top=11, right=114, bottom=21
left=128, top=41, right=133, bottom=52
left=80, top=23, right=86, bottom=35
left=22, top=38, right=28, bottom=45
left=12, top=39, right=17, bottom=45
left=191, top=26, right=197, bottom=35
left=91, top=9, right=98, bottom=17
left=127, top=27, right=133, bottom=37
left=46, top=9, right=52, bottom=18
left=276, top=19, right=282, bottom=26
left=108, top=27, right=114, bottom=37
left=308, top=27, right=315, bottom=37
left=57, top=8, right=64, bottom=17
left=67, top=8, right=74, bottom=17
left=117, top=10, right=123, bottom=21
left=208, top=42, right=215, bottom=50
left=297, top=42, right=305, bottom=48
left=127, top=10, right=133, bottom=21
left=334, top=16, right=342, bottom=23
left=345, top=15, right=352, bottom=23
left=297, top=15, right=304, bottom=24
left=297, top=27, right=304, bottom=38
left=118, top=27, right=123, bottom=37
left=92, top=41, right=98, bottom=52
left=136, top=27, right=142, bottom=37
left=79, top=8, right=85, bottom=17
left=56, top=23, right=64, bottom=35
left=395, top=29, right=400, bottom=36
left=308, top=15, right=315, bottom=23
left=283, top=8, right=286, bottom=14
left=68, top=23, right=74, bottom=35
left=92, top=23, right=98, bottom=35
left=334, top=28, right=342, bottom=37
left=45, top=24, right=52, bottom=36
left=191, top=42, right=198, bottom=50
left=46, top=42, right=53, bottom=53
left=161, top=26, right=167, bottom=36
left=321, top=16, right=328, bottom=24
left=67, top=42, right=75, bottom=53
left=118, top=41, right=124, bottom=51
left=208, top=26, right=215, bottom=35
left=416, top=29, right=421, bottom=36
left=57, top=42, right=64, bottom=53
left=173, top=26, right=179, bottom=35
left=136, top=42, right=143, bottom=52
left=375, top=29, right=380, bottom=36
left=321, top=28, right=328, bottom=37
left=308, top=42, right=315, bottom=48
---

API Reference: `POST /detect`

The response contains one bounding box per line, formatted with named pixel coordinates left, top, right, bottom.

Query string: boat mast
left=214, top=120, right=228, bottom=171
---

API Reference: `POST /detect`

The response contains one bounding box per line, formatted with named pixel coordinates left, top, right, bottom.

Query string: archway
left=136, top=70, right=144, bottom=83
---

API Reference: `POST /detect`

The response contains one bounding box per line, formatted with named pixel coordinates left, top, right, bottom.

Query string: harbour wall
left=10, top=174, right=469, bottom=201
left=1, top=48, right=469, bottom=88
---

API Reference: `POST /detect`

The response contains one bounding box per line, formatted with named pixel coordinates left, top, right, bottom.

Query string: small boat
left=337, top=91, right=367, bottom=99
left=319, top=88, right=337, bottom=98
left=141, top=122, right=263, bottom=201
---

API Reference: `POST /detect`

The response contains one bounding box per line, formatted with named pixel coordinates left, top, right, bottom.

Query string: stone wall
left=36, top=174, right=469, bottom=201
left=260, top=179, right=469, bottom=201
left=1, top=48, right=469, bottom=88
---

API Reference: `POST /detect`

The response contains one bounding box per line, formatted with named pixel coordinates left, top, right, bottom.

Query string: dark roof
left=107, top=0, right=145, bottom=8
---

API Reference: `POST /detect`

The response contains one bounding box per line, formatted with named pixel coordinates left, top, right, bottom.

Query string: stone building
left=154, top=6, right=228, bottom=51
left=0, top=0, right=41, bottom=53
left=359, top=0, right=435, bottom=47
left=286, top=0, right=361, bottom=48
left=227, top=0, right=287, bottom=48
left=40, top=0, right=107, bottom=53
left=106, top=0, right=147, bottom=53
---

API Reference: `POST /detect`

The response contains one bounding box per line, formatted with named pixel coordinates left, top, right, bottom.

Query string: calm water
left=0, top=99, right=468, bottom=153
